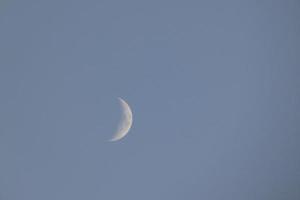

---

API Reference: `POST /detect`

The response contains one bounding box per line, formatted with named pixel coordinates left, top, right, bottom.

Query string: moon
left=110, top=98, right=133, bottom=142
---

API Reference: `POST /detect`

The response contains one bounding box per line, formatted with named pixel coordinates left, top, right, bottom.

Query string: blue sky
left=0, top=0, right=300, bottom=199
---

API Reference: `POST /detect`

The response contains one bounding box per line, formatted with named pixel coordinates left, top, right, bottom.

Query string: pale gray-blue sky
left=0, top=0, right=299, bottom=199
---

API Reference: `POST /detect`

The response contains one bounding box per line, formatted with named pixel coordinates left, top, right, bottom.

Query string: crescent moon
left=110, top=98, right=133, bottom=142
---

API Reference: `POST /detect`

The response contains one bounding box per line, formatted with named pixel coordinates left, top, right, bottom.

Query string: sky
left=0, top=0, right=300, bottom=199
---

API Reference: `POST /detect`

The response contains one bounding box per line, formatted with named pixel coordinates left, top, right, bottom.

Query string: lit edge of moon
left=109, top=97, right=133, bottom=142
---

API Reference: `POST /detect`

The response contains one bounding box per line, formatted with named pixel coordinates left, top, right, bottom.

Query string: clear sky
left=0, top=0, right=299, bottom=199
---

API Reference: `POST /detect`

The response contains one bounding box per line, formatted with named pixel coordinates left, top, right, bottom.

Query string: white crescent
left=110, top=98, right=133, bottom=142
